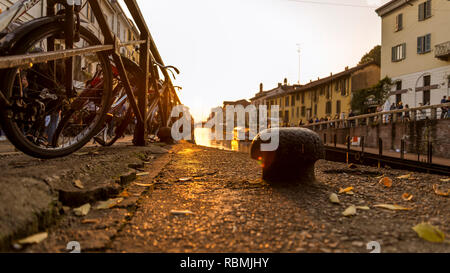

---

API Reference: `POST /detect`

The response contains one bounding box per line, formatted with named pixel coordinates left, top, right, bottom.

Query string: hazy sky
left=121, top=0, right=390, bottom=121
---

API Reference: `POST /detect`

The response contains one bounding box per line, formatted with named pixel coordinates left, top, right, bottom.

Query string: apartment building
left=251, top=62, right=380, bottom=126
left=376, top=0, right=450, bottom=108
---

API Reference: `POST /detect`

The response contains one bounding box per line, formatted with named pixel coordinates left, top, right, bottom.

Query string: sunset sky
left=122, top=0, right=390, bottom=121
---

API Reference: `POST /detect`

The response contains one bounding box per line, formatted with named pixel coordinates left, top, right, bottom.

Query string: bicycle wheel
left=0, top=22, right=112, bottom=159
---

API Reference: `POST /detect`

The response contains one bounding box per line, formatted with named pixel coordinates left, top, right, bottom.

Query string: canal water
left=194, top=128, right=251, bottom=153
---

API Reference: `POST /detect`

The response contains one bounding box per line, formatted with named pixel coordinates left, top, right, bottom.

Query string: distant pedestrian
left=441, top=96, right=448, bottom=119
left=404, top=104, right=410, bottom=122
left=397, top=101, right=404, bottom=119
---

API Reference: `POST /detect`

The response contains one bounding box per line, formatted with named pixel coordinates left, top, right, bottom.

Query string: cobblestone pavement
left=25, top=142, right=449, bottom=253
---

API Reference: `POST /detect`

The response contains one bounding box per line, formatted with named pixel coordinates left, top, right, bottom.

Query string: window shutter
left=426, top=0, right=432, bottom=18
left=418, top=3, right=424, bottom=21
left=402, top=43, right=406, bottom=59
left=417, top=37, right=423, bottom=53
left=425, top=34, right=431, bottom=52
left=392, top=46, right=396, bottom=61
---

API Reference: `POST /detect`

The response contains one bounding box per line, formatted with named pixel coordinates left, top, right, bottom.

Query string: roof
left=286, top=61, right=378, bottom=95
left=375, top=0, right=413, bottom=17
left=223, top=99, right=251, bottom=107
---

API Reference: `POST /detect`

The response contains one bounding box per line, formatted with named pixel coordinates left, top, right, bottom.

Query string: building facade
left=250, top=62, right=380, bottom=126
left=376, top=0, right=450, bottom=108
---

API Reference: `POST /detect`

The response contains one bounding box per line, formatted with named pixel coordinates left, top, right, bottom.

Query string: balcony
left=435, top=41, right=450, bottom=61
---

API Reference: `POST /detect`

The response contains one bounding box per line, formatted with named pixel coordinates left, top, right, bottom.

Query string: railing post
left=428, top=141, right=433, bottom=164
left=400, top=139, right=405, bottom=160
left=323, top=133, right=327, bottom=145
left=361, top=136, right=365, bottom=154
left=431, top=108, right=437, bottom=120
left=378, top=138, right=383, bottom=168
left=346, top=135, right=351, bottom=165
left=334, top=134, right=337, bottom=147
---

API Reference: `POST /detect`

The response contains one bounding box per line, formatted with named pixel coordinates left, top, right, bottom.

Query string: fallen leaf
left=73, top=204, right=91, bottom=216
left=329, top=193, right=340, bottom=204
left=339, top=187, right=354, bottom=194
left=136, top=172, right=150, bottom=177
left=134, top=182, right=154, bottom=187
left=356, top=206, right=370, bottom=210
left=413, top=223, right=445, bottom=243
left=345, top=191, right=355, bottom=195
left=81, top=219, right=99, bottom=224
left=433, top=184, right=449, bottom=197
left=118, top=190, right=131, bottom=197
left=397, top=174, right=411, bottom=179
left=402, top=193, right=414, bottom=201
left=440, top=178, right=450, bottom=182
left=374, top=204, right=412, bottom=211
left=379, top=177, right=393, bottom=188
left=178, top=177, right=193, bottom=182
left=342, top=206, right=357, bottom=217
left=73, top=179, right=84, bottom=189
left=17, top=232, right=48, bottom=245
left=374, top=175, right=384, bottom=179
left=170, top=210, right=194, bottom=215
left=95, top=198, right=123, bottom=210
left=74, top=152, right=89, bottom=156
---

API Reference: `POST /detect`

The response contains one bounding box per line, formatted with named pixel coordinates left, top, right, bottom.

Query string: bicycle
left=0, top=0, right=113, bottom=158
left=0, top=0, right=181, bottom=158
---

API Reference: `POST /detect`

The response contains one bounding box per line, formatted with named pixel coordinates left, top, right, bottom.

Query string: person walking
left=397, top=101, right=404, bottom=120
left=404, top=104, right=411, bottom=122
left=441, top=96, right=448, bottom=119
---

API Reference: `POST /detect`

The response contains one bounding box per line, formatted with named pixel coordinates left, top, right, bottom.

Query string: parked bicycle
left=0, top=0, right=181, bottom=158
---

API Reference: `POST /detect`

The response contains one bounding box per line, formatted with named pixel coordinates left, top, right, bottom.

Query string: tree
left=351, top=77, right=392, bottom=114
left=359, top=45, right=381, bottom=66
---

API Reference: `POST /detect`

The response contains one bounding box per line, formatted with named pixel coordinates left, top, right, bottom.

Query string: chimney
left=345, top=66, right=349, bottom=71
left=259, top=83, right=263, bottom=93
left=278, top=83, right=282, bottom=88
left=284, top=78, right=288, bottom=85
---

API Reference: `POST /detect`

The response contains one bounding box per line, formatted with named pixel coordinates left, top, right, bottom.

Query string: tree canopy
left=351, top=77, right=392, bottom=114
left=359, top=45, right=381, bottom=66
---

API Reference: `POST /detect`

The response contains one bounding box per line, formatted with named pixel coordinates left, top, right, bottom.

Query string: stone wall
left=312, top=119, right=450, bottom=159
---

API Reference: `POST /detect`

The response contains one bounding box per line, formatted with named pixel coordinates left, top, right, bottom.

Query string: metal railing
left=302, top=103, right=450, bottom=130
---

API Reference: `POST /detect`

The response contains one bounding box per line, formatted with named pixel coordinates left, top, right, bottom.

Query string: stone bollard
left=250, top=128, right=324, bottom=183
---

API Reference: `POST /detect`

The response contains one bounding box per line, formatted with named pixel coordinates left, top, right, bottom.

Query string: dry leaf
left=379, top=177, right=393, bottom=188
left=95, top=198, right=123, bottom=210
left=73, top=179, right=84, bottom=189
left=329, top=193, right=340, bottom=204
left=342, top=206, right=357, bottom=217
left=440, top=178, right=450, bottom=182
left=433, top=184, right=449, bottom=197
left=345, top=191, right=355, bottom=195
left=17, top=232, right=48, bottom=245
left=118, top=190, right=131, bottom=197
left=339, top=187, right=354, bottom=194
left=402, top=193, right=414, bottom=201
left=134, top=182, right=154, bottom=187
left=356, top=206, right=370, bottom=210
left=81, top=219, right=99, bottom=224
left=178, top=177, right=193, bottom=182
left=73, top=204, right=91, bottom=216
left=397, top=174, right=411, bottom=179
left=136, top=172, right=150, bottom=177
left=170, top=210, right=194, bottom=215
left=413, top=223, right=445, bottom=243
left=374, top=175, right=384, bottom=179
left=374, top=204, right=412, bottom=211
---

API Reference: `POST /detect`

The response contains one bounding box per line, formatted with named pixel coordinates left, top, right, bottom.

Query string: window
left=296, top=93, right=300, bottom=101
left=296, top=107, right=300, bottom=118
left=285, top=96, right=289, bottom=106
left=392, top=43, right=406, bottom=62
left=396, top=13, right=403, bottom=31
left=336, top=100, right=341, bottom=114
left=291, top=95, right=295, bottom=106
left=396, top=81, right=402, bottom=91
left=423, top=91, right=431, bottom=105
left=341, top=79, right=347, bottom=96
left=418, top=0, right=432, bottom=21
left=423, top=75, right=431, bottom=87
left=417, top=34, right=431, bottom=54
left=301, top=106, right=306, bottom=117
left=326, top=101, right=332, bottom=115
left=314, top=104, right=318, bottom=116
left=301, top=93, right=305, bottom=104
